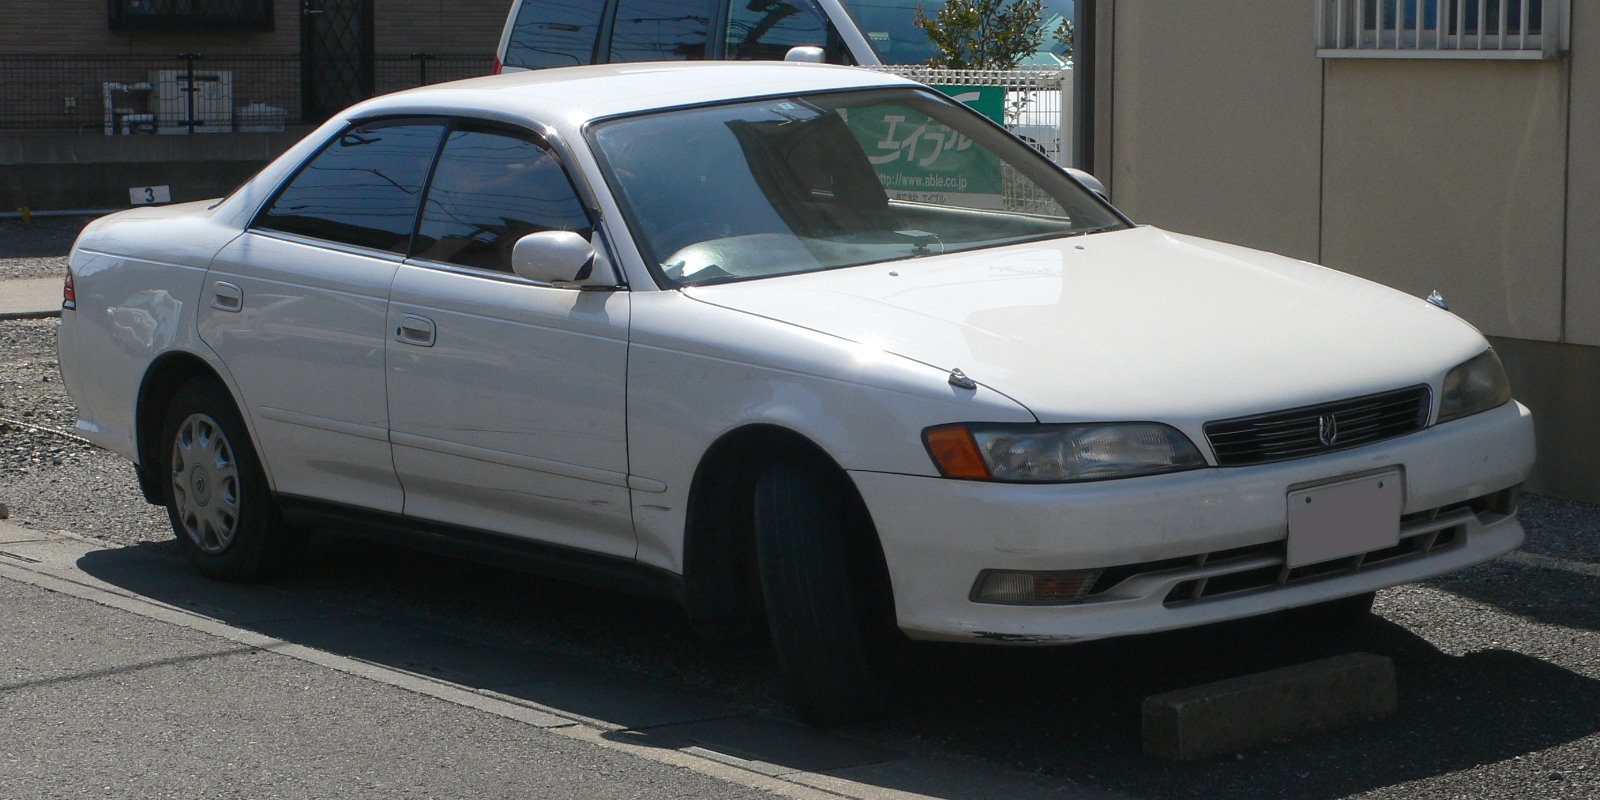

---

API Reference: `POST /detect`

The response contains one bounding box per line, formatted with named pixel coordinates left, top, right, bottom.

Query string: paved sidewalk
left=0, top=277, right=63, bottom=320
left=0, top=574, right=792, bottom=800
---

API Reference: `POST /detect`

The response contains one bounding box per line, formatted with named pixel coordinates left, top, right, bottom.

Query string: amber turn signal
left=923, top=424, right=990, bottom=479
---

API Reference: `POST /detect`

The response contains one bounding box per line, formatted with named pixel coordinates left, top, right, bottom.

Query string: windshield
left=589, top=88, right=1125, bottom=287
left=841, top=0, right=1074, bottom=66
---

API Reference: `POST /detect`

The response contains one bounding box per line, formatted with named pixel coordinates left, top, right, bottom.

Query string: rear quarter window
left=256, top=119, right=445, bottom=253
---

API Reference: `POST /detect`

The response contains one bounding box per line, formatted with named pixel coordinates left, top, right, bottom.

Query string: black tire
left=754, top=458, right=898, bottom=726
left=1293, top=591, right=1376, bottom=629
left=159, top=377, right=299, bottom=581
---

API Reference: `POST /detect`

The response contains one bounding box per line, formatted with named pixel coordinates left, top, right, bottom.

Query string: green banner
left=931, top=84, right=1005, bottom=124
left=845, top=91, right=1006, bottom=208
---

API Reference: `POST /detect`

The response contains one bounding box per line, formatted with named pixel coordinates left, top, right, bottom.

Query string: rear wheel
left=160, top=378, right=299, bottom=581
left=754, top=458, right=898, bottom=726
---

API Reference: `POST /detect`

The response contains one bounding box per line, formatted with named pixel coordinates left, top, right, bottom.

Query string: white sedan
left=56, top=62, right=1535, bottom=726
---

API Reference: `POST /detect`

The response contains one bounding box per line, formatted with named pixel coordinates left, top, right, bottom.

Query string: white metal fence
left=862, top=65, right=1075, bottom=167
left=1317, top=0, right=1567, bottom=59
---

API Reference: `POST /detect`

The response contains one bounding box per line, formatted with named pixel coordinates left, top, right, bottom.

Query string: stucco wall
left=1320, top=59, right=1568, bottom=342
left=1562, top=0, right=1600, bottom=345
left=1101, top=0, right=1587, bottom=345
left=1107, top=0, right=1323, bottom=262
left=1491, top=337, right=1600, bottom=502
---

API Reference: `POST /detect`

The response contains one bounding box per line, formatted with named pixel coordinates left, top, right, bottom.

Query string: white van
left=493, top=0, right=1076, bottom=159
left=493, top=0, right=1073, bottom=72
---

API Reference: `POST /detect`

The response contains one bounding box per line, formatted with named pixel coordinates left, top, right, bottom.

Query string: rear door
left=385, top=119, right=635, bottom=556
left=200, top=118, right=446, bottom=513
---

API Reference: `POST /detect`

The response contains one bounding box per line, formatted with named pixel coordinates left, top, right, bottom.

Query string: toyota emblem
left=1318, top=413, right=1339, bottom=447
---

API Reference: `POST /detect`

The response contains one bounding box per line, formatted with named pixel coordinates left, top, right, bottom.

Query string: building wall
left=1096, top=0, right=1600, bottom=502
left=1563, top=0, right=1600, bottom=346
left=0, top=0, right=509, bottom=56
left=0, top=0, right=298, bottom=55
left=1106, top=0, right=1323, bottom=262
left=376, top=0, right=512, bottom=54
left=1320, top=59, right=1568, bottom=342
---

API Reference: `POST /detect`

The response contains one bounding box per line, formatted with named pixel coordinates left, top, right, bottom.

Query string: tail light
left=491, top=56, right=503, bottom=75
left=62, top=271, right=76, bottom=311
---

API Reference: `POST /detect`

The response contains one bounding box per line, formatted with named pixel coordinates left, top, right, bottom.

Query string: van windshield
left=588, top=87, right=1124, bottom=287
left=842, top=0, right=1074, bottom=66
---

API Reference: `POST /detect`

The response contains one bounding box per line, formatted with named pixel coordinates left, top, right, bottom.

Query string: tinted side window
left=725, top=0, right=845, bottom=62
left=504, top=0, right=607, bottom=68
left=608, top=0, right=715, bottom=62
left=413, top=124, right=593, bottom=272
left=258, top=120, right=444, bottom=253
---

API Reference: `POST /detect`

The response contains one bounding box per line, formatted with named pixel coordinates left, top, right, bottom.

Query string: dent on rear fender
left=106, top=290, right=185, bottom=352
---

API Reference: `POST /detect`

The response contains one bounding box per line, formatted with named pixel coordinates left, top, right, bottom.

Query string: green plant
left=913, top=0, right=1047, bottom=69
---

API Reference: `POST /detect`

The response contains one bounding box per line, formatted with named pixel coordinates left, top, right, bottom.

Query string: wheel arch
left=133, top=352, right=237, bottom=505
left=679, top=423, right=888, bottom=636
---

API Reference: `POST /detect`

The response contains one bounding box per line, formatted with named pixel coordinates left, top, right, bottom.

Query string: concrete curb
left=0, top=309, right=62, bottom=321
left=0, top=277, right=66, bottom=320
left=1142, top=652, right=1398, bottom=761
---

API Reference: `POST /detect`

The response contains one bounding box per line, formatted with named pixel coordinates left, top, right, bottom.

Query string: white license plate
left=1286, top=471, right=1403, bottom=568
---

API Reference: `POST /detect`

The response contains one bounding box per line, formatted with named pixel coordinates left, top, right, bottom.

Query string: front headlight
left=1438, top=349, right=1512, bottom=423
left=923, top=422, right=1205, bottom=483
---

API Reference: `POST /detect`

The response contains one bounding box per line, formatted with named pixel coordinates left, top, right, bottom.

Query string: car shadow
left=76, top=533, right=1600, bottom=800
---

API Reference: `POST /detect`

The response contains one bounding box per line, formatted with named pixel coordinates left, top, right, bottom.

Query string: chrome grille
left=1204, top=386, right=1431, bottom=467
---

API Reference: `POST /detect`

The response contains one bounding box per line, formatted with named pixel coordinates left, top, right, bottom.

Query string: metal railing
left=1317, top=0, right=1567, bottom=59
left=0, top=53, right=494, bottom=133
left=863, top=65, right=1075, bottom=167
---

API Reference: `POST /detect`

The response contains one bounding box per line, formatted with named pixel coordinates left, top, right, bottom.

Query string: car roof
left=347, top=62, right=920, bottom=125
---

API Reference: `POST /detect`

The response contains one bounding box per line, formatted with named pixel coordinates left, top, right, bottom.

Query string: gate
left=301, top=0, right=374, bottom=121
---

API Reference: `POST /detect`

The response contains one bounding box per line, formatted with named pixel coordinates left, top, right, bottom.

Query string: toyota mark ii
left=55, top=63, right=1536, bottom=725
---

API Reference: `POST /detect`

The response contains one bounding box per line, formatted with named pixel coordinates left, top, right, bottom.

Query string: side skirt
left=274, top=494, right=687, bottom=607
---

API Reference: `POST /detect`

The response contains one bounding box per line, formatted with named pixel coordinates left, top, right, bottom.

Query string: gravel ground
left=0, top=317, right=168, bottom=541
left=3, top=242, right=1598, bottom=799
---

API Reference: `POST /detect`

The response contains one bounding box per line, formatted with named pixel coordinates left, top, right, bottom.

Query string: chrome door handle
left=211, top=281, right=243, bottom=312
left=395, top=314, right=436, bottom=347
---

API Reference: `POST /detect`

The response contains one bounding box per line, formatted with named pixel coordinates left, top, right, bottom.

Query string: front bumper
left=850, top=400, right=1534, bottom=644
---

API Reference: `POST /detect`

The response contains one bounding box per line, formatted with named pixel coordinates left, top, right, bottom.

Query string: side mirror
left=510, top=230, right=614, bottom=288
left=1065, top=168, right=1109, bottom=200
left=784, top=45, right=826, bottom=63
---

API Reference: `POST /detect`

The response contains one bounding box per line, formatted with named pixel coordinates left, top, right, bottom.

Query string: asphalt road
left=2, top=221, right=1598, bottom=799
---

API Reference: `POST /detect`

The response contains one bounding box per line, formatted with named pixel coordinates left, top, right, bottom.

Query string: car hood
left=681, top=226, right=1490, bottom=425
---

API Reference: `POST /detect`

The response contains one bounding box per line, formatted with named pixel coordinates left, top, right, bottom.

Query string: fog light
left=971, top=568, right=1103, bottom=605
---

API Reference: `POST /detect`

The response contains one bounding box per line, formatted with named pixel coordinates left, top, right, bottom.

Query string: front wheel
left=754, top=458, right=898, bottom=726
left=160, top=378, right=299, bottom=581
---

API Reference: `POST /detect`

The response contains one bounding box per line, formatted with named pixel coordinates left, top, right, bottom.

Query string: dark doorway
left=301, top=0, right=374, bottom=121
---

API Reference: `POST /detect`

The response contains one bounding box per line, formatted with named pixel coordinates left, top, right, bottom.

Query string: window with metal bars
left=109, top=0, right=274, bottom=32
left=1316, top=0, right=1567, bottom=59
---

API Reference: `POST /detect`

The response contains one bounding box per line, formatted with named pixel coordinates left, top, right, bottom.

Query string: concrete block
left=1142, top=652, right=1397, bottom=761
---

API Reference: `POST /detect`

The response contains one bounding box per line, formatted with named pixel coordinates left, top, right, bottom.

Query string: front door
left=301, top=0, right=373, bottom=121
left=385, top=120, right=635, bottom=557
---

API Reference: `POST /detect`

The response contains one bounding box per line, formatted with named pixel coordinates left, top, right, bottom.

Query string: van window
left=504, top=0, right=607, bottom=69
left=725, top=0, right=847, bottom=62
left=608, top=0, right=717, bottom=62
